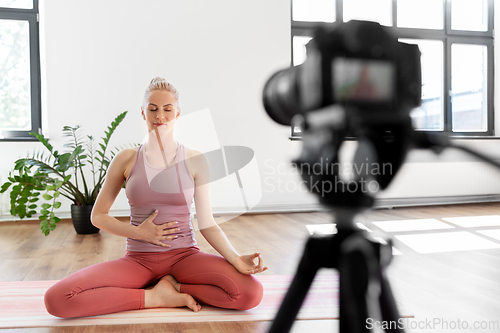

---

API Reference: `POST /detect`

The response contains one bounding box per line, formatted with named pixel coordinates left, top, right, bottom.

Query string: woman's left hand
left=231, top=253, right=268, bottom=275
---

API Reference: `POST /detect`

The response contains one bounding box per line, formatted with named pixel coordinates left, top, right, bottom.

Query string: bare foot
left=164, top=274, right=181, bottom=292
left=145, top=276, right=201, bottom=312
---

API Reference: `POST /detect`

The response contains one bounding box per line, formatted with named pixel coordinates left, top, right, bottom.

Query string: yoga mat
left=0, top=272, right=412, bottom=328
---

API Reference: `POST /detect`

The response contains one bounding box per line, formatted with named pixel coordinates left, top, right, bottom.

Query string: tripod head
left=291, top=105, right=415, bottom=211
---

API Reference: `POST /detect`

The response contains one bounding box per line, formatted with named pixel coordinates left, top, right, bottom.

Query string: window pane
left=397, top=0, right=443, bottom=29
left=451, top=0, right=488, bottom=31
left=293, top=36, right=313, bottom=66
left=343, top=0, right=392, bottom=26
left=400, top=39, right=443, bottom=131
left=451, top=44, right=487, bottom=132
left=0, top=0, right=32, bottom=9
left=292, top=0, right=335, bottom=23
left=0, top=20, right=31, bottom=131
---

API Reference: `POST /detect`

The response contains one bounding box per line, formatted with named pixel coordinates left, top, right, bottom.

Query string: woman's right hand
left=136, top=210, right=179, bottom=247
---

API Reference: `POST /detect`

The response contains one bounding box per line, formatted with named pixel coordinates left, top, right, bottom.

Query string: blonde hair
left=143, top=77, right=180, bottom=109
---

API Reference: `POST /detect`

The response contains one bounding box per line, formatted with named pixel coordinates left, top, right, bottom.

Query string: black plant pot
left=70, top=204, right=100, bottom=234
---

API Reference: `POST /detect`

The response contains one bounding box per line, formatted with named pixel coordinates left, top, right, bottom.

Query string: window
left=0, top=0, right=40, bottom=141
left=291, top=0, right=494, bottom=136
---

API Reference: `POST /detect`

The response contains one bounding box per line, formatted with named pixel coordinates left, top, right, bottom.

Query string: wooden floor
left=1, top=202, right=500, bottom=332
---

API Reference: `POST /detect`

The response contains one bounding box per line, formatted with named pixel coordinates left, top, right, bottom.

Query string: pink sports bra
left=124, top=142, right=198, bottom=252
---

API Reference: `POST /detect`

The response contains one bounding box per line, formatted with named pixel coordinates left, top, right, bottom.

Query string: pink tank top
left=124, top=142, right=198, bottom=252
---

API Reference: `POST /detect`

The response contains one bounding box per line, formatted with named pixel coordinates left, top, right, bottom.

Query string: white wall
left=0, top=0, right=499, bottom=219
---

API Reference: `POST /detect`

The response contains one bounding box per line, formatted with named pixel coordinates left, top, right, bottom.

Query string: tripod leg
left=376, top=273, right=404, bottom=332
left=338, top=233, right=380, bottom=333
left=378, top=251, right=405, bottom=332
left=268, top=236, right=331, bottom=333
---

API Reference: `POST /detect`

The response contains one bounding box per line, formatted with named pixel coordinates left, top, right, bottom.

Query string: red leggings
left=44, top=247, right=263, bottom=318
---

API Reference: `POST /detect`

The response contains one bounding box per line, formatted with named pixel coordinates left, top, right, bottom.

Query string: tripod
left=268, top=208, right=404, bottom=333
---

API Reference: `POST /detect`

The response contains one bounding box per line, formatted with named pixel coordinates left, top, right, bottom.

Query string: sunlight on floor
left=306, top=224, right=337, bottom=235
left=306, top=224, right=401, bottom=255
left=478, top=229, right=500, bottom=241
left=305, top=223, right=372, bottom=236
left=370, top=216, right=500, bottom=254
left=372, top=219, right=454, bottom=232
left=442, top=215, right=500, bottom=227
left=395, top=231, right=500, bottom=254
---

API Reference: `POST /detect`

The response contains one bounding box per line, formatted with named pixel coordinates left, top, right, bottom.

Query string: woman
left=44, top=77, right=267, bottom=318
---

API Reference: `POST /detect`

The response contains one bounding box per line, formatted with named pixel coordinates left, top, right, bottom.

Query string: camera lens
left=262, top=66, right=302, bottom=126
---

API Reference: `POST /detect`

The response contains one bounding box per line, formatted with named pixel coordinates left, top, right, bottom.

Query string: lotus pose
left=44, top=77, right=267, bottom=318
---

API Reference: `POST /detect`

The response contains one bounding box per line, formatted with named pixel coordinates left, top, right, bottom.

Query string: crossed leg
left=168, top=251, right=264, bottom=310
left=44, top=251, right=199, bottom=318
left=45, top=255, right=153, bottom=318
left=44, top=249, right=263, bottom=318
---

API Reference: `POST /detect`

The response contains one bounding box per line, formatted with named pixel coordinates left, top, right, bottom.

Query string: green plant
left=0, top=111, right=129, bottom=235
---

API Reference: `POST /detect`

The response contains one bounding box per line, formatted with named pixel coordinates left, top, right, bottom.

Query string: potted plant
left=0, top=111, right=129, bottom=235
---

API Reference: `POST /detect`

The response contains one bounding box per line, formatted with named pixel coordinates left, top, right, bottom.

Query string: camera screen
left=332, top=58, right=394, bottom=103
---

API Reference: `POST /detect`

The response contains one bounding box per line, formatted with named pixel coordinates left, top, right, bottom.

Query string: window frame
left=0, top=0, right=41, bottom=141
left=290, top=0, right=495, bottom=138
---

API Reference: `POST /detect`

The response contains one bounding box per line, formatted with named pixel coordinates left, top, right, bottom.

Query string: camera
left=263, top=20, right=421, bottom=126
left=263, top=20, right=422, bottom=209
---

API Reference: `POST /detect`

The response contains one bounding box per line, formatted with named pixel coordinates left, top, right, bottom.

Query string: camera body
left=263, top=20, right=421, bottom=126
left=263, top=20, right=422, bottom=209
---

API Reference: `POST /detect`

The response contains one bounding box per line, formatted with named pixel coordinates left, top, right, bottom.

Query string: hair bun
left=150, top=76, right=166, bottom=84
left=143, top=77, right=181, bottom=109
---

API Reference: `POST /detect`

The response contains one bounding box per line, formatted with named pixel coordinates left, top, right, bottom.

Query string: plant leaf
left=0, top=182, right=12, bottom=193
left=56, top=153, right=73, bottom=172
left=29, top=132, right=53, bottom=154
left=40, top=220, right=49, bottom=236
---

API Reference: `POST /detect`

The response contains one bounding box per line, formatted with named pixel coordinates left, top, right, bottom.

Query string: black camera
left=263, top=20, right=421, bottom=126
left=263, top=20, right=422, bottom=208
